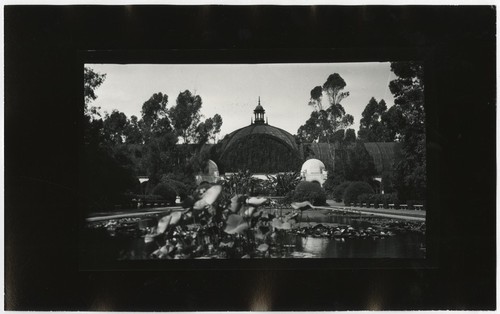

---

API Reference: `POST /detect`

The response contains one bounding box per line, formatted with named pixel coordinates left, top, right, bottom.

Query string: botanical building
left=196, top=99, right=401, bottom=190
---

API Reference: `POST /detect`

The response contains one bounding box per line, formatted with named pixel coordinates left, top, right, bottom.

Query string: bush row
left=347, top=193, right=425, bottom=210
left=356, top=193, right=398, bottom=208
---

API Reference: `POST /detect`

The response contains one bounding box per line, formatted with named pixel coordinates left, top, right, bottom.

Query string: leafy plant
left=151, top=182, right=177, bottom=204
left=291, top=181, right=327, bottom=206
left=343, top=181, right=374, bottom=205
left=266, top=172, right=302, bottom=196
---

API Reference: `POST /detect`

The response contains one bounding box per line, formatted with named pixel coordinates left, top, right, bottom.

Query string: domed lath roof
left=220, top=123, right=298, bottom=156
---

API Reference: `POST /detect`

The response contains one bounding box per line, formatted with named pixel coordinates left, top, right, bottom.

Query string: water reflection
left=301, top=237, right=329, bottom=256
left=292, top=233, right=425, bottom=258
left=82, top=211, right=426, bottom=261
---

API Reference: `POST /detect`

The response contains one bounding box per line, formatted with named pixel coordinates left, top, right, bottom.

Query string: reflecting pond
left=81, top=210, right=426, bottom=263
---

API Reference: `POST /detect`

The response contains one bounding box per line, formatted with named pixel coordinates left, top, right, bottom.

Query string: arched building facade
left=194, top=98, right=401, bottom=191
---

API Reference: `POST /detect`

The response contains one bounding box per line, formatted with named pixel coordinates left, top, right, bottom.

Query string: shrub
left=407, top=200, right=425, bottom=210
left=355, top=192, right=399, bottom=208
left=332, top=181, right=352, bottom=202
left=343, top=181, right=374, bottom=205
left=267, top=172, right=302, bottom=196
left=356, top=193, right=371, bottom=206
left=160, top=177, right=189, bottom=200
left=292, top=181, right=327, bottom=206
left=151, top=182, right=177, bottom=204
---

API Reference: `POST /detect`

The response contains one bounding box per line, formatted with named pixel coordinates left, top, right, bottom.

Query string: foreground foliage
left=84, top=184, right=425, bottom=260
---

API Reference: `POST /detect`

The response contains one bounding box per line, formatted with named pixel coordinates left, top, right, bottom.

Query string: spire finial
left=258, top=96, right=261, bottom=106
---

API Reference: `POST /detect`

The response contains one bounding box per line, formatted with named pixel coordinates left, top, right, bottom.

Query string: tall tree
left=82, top=68, right=140, bottom=212
left=195, top=114, right=223, bottom=145
left=322, top=73, right=350, bottom=113
left=210, top=114, right=223, bottom=143
left=298, top=73, right=353, bottom=143
left=358, top=97, right=389, bottom=142
left=141, top=92, right=170, bottom=141
left=84, top=67, right=106, bottom=118
left=380, top=105, right=405, bottom=141
left=124, top=115, right=143, bottom=144
left=169, top=90, right=203, bottom=144
left=103, top=110, right=128, bottom=144
left=308, top=86, right=324, bottom=110
left=344, top=128, right=356, bottom=143
left=389, top=61, right=426, bottom=200
left=139, top=92, right=177, bottom=183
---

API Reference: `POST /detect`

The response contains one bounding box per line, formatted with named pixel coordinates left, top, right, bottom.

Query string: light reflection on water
left=292, top=233, right=425, bottom=258
left=301, top=237, right=329, bottom=255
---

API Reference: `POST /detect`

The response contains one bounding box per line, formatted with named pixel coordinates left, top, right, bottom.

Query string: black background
left=4, top=5, right=496, bottom=310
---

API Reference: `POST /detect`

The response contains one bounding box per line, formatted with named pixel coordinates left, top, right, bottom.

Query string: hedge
left=332, top=181, right=352, bottom=202
left=343, top=181, right=374, bottom=205
left=151, top=182, right=177, bottom=204
left=292, top=181, right=327, bottom=206
left=356, top=193, right=399, bottom=208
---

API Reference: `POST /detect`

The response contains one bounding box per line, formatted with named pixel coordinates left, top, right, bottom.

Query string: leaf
left=193, top=199, right=209, bottom=210
left=229, top=194, right=245, bottom=213
left=144, top=232, right=160, bottom=243
left=257, top=243, right=269, bottom=252
left=224, top=214, right=249, bottom=234
left=156, top=211, right=184, bottom=234
left=201, top=185, right=222, bottom=204
left=243, top=205, right=257, bottom=217
left=157, top=215, right=173, bottom=234
left=170, top=211, right=183, bottom=225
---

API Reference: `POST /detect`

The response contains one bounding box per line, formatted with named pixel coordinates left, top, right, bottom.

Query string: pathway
left=324, top=200, right=426, bottom=221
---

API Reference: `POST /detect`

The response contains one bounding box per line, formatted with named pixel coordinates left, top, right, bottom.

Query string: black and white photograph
left=81, top=62, right=426, bottom=262
left=5, top=5, right=496, bottom=311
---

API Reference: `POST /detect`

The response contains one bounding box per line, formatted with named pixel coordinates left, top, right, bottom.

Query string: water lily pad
left=291, top=201, right=314, bottom=211
left=246, top=197, right=269, bottom=206
left=151, top=244, right=176, bottom=258
left=219, top=241, right=234, bottom=248
left=271, top=218, right=283, bottom=229
left=291, top=252, right=315, bottom=258
left=257, top=243, right=269, bottom=252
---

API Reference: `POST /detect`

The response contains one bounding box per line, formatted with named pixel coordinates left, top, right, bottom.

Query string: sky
left=87, top=62, right=397, bottom=139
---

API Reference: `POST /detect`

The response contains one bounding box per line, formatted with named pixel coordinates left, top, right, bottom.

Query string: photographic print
left=6, top=4, right=496, bottom=311
left=80, top=61, right=426, bottom=262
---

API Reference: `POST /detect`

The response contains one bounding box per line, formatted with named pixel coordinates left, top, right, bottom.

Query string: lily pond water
left=81, top=208, right=426, bottom=262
